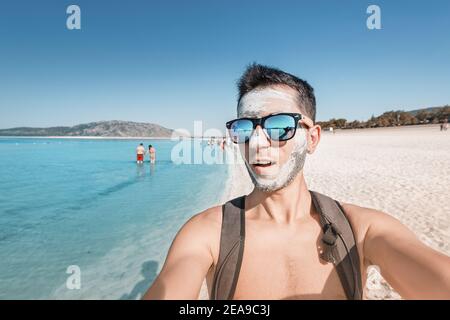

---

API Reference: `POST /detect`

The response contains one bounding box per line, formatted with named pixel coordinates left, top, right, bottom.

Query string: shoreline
left=0, top=136, right=178, bottom=140
left=0, top=123, right=445, bottom=140
left=324, top=123, right=442, bottom=133
left=0, top=136, right=224, bottom=140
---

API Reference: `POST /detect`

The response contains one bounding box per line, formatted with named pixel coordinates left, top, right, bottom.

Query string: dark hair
left=148, top=145, right=152, bottom=148
left=140, top=143, right=143, bottom=146
left=237, top=63, right=316, bottom=122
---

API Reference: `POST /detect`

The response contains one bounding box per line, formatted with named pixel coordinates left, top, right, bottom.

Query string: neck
left=246, top=172, right=313, bottom=225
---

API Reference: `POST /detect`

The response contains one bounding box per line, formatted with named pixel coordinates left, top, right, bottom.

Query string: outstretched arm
left=143, top=213, right=214, bottom=299
left=363, top=209, right=450, bottom=299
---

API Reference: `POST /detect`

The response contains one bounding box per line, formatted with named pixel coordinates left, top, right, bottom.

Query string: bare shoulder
left=340, top=203, right=382, bottom=234
left=184, top=205, right=222, bottom=233
left=173, top=205, right=223, bottom=257
left=339, top=202, right=417, bottom=263
left=340, top=202, right=406, bottom=237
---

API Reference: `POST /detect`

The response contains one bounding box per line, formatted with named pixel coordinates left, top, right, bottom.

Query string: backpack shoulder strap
left=310, top=190, right=363, bottom=300
left=210, top=196, right=245, bottom=300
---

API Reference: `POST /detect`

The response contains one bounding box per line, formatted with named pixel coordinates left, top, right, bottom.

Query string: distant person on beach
left=148, top=144, right=156, bottom=163
left=136, top=143, right=145, bottom=164
left=145, top=64, right=450, bottom=300
left=441, top=119, right=448, bottom=131
left=220, top=137, right=226, bottom=150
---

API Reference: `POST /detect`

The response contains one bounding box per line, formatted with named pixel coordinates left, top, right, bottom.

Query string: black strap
left=211, top=196, right=245, bottom=300
left=310, top=190, right=363, bottom=300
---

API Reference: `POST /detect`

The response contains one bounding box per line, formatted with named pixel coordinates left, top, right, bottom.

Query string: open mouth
left=252, top=162, right=273, bottom=167
left=249, top=160, right=278, bottom=176
left=250, top=160, right=276, bottom=168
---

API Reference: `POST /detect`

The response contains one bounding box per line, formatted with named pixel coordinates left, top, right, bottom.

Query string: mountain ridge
left=0, top=120, right=179, bottom=137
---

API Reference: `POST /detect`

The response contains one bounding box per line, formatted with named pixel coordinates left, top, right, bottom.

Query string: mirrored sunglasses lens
left=264, top=114, right=296, bottom=141
left=229, top=119, right=253, bottom=143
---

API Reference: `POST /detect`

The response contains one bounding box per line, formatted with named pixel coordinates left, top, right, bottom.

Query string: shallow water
left=0, top=138, right=228, bottom=299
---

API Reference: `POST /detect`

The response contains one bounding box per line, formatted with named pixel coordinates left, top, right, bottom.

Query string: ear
left=307, top=124, right=321, bottom=154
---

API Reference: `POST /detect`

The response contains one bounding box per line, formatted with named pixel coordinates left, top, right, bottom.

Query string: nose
left=249, top=125, right=270, bottom=149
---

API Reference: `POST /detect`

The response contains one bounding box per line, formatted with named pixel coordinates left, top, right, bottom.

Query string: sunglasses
left=226, top=113, right=311, bottom=144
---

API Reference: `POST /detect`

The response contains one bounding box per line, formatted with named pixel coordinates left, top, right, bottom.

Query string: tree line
left=316, top=106, right=450, bottom=130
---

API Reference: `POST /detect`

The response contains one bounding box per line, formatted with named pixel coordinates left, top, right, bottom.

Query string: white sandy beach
left=200, top=124, right=450, bottom=300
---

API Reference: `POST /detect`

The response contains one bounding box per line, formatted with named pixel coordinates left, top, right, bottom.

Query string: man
left=144, top=64, right=450, bottom=300
left=136, top=143, right=145, bottom=164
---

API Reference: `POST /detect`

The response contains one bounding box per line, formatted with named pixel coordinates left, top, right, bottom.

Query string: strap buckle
left=322, top=223, right=338, bottom=246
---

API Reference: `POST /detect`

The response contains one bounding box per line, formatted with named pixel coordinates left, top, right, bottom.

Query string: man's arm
left=356, top=207, right=450, bottom=299
left=143, top=209, right=218, bottom=299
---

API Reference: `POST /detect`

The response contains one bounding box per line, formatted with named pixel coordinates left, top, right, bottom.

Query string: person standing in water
left=148, top=144, right=156, bottom=163
left=136, top=143, right=145, bottom=164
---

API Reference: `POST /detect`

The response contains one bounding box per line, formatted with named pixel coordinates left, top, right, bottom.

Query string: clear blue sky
left=1, top=0, right=449, bottom=132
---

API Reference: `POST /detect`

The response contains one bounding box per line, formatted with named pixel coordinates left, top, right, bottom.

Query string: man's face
left=236, top=85, right=310, bottom=192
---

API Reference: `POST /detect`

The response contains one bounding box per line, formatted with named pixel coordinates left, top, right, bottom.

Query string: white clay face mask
left=237, top=87, right=299, bottom=118
left=243, top=128, right=308, bottom=192
left=237, top=87, right=308, bottom=192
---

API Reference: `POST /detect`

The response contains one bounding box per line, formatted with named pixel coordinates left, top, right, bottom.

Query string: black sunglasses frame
left=226, top=113, right=303, bottom=144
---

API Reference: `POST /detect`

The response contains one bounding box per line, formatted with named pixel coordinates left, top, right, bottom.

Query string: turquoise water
left=0, top=138, right=228, bottom=299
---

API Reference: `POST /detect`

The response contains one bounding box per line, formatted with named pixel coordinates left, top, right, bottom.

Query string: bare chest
left=210, top=220, right=349, bottom=300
